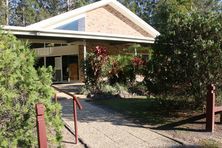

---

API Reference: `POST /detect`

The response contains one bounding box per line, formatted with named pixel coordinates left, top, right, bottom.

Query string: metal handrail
left=52, top=85, right=83, bottom=109
left=52, top=85, right=83, bottom=144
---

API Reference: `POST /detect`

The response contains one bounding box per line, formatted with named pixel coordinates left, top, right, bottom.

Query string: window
left=56, top=17, right=85, bottom=31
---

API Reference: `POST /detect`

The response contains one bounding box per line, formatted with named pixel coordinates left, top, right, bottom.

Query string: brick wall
left=79, top=45, right=85, bottom=82
left=86, top=41, right=129, bottom=55
left=85, top=5, right=151, bottom=38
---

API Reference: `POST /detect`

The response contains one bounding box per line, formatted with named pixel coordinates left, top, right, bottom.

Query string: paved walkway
left=59, top=97, right=182, bottom=148
left=61, top=126, right=85, bottom=148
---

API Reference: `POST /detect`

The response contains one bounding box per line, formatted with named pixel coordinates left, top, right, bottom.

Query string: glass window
left=56, top=17, right=85, bottom=31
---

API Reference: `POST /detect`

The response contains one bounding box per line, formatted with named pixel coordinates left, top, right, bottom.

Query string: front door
left=69, top=64, right=78, bottom=81
left=62, top=55, right=79, bottom=81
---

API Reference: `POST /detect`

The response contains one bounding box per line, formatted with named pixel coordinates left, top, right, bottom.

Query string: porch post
left=60, top=56, right=63, bottom=81
left=43, top=42, right=46, bottom=67
left=44, top=57, right=46, bottom=67
left=83, top=40, right=87, bottom=80
left=83, top=40, right=87, bottom=61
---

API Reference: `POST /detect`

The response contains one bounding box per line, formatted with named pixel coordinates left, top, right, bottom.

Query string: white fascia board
left=2, top=25, right=28, bottom=31
left=110, top=1, right=160, bottom=38
left=3, top=26, right=154, bottom=43
left=40, top=29, right=155, bottom=41
left=26, top=0, right=113, bottom=29
left=38, top=31, right=154, bottom=43
left=3, top=26, right=155, bottom=41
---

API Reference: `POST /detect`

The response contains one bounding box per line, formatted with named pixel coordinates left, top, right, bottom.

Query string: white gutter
left=2, top=26, right=155, bottom=43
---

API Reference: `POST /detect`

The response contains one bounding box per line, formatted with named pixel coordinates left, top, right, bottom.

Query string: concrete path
left=59, top=98, right=182, bottom=148
left=61, top=126, right=85, bottom=148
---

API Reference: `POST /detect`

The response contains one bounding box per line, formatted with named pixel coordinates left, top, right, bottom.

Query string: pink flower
left=132, top=57, right=144, bottom=66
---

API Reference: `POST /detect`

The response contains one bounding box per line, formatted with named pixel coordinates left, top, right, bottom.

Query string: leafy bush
left=100, top=83, right=128, bottom=95
left=84, top=45, right=149, bottom=97
left=104, top=55, right=135, bottom=85
left=83, top=46, right=108, bottom=92
left=146, top=11, right=222, bottom=108
left=0, top=32, right=63, bottom=147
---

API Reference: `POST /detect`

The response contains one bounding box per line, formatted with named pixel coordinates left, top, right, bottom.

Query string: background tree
left=145, top=6, right=222, bottom=108
left=153, top=0, right=222, bottom=33
left=118, top=0, right=158, bottom=25
left=0, top=0, right=8, bottom=25
left=3, top=0, right=101, bottom=26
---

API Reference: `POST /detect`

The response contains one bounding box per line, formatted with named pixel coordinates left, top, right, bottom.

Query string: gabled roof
left=27, top=0, right=160, bottom=38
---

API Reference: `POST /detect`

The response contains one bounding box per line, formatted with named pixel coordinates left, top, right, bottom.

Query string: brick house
left=3, top=0, right=159, bottom=83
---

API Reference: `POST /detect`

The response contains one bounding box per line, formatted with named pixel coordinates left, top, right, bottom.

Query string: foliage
left=0, top=31, right=63, bottom=147
left=1, top=0, right=222, bottom=27
left=118, top=0, right=158, bottom=25
left=200, top=139, right=221, bottom=148
left=0, top=0, right=100, bottom=26
left=84, top=45, right=148, bottom=96
left=132, top=57, right=145, bottom=69
left=153, top=0, right=222, bottom=33
left=147, top=10, right=222, bottom=107
left=84, top=46, right=108, bottom=92
left=128, top=82, right=148, bottom=96
left=104, top=55, right=135, bottom=85
left=100, top=83, right=128, bottom=95
left=0, top=1, right=7, bottom=25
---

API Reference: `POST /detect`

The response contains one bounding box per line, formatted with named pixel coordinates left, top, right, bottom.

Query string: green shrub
left=83, top=45, right=149, bottom=96
left=146, top=11, right=222, bottom=108
left=0, top=32, right=63, bottom=147
left=83, top=46, right=108, bottom=92
left=104, top=55, right=135, bottom=85
left=100, top=83, right=128, bottom=95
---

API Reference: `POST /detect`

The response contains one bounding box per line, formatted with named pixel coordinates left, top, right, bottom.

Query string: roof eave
left=2, top=26, right=155, bottom=44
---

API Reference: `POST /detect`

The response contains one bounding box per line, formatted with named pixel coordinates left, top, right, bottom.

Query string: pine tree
left=0, top=31, right=63, bottom=147
left=0, top=0, right=8, bottom=25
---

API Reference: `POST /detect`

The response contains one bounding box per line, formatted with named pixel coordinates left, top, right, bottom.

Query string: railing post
left=54, top=93, right=58, bottom=102
left=220, top=112, right=222, bottom=124
left=73, top=96, right=78, bottom=144
left=206, top=84, right=215, bottom=132
left=36, top=104, right=47, bottom=148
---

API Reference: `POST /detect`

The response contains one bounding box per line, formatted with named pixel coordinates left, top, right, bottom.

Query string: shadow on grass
left=58, top=96, right=213, bottom=132
left=153, top=114, right=206, bottom=132
left=91, top=97, right=202, bottom=126
left=92, top=98, right=171, bottom=125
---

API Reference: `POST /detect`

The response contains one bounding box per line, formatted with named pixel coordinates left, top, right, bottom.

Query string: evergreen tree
left=0, top=0, right=8, bottom=25
left=145, top=0, right=222, bottom=108
left=0, top=31, right=63, bottom=146
left=152, top=0, right=222, bottom=33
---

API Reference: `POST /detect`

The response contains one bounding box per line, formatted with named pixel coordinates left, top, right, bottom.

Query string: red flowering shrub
left=132, top=57, right=144, bottom=67
left=92, top=46, right=108, bottom=57
left=105, top=55, right=136, bottom=85
left=84, top=46, right=108, bottom=91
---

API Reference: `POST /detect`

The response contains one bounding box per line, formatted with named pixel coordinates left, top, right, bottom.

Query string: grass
left=93, top=97, right=197, bottom=126
left=200, top=139, right=221, bottom=148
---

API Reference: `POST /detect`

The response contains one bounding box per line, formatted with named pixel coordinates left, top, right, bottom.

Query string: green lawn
left=92, top=97, right=193, bottom=125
